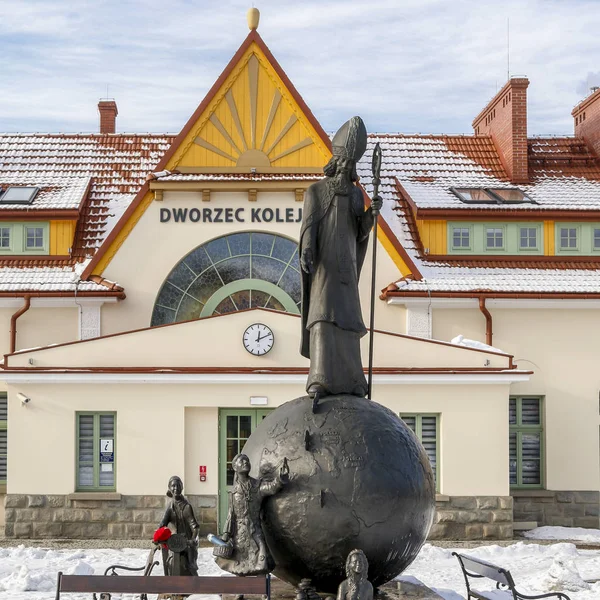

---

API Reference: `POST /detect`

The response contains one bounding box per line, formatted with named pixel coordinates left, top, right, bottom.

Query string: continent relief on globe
left=242, top=395, right=435, bottom=593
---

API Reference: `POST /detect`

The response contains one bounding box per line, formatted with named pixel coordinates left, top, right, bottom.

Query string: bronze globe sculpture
left=242, top=395, right=435, bottom=592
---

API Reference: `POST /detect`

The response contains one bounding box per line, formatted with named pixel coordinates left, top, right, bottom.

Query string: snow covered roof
left=359, top=134, right=600, bottom=213
left=0, top=134, right=173, bottom=293
left=357, top=134, right=600, bottom=296
left=0, top=134, right=175, bottom=255
left=0, top=265, right=119, bottom=294
left=4, top=130, right=600, bottom=297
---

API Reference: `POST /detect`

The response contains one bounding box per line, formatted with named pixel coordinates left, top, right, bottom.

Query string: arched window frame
left=151, top=231, right=300, bottom=326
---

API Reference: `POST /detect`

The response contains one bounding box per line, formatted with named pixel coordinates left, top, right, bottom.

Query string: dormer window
left=451, top=187, right=535, bottom=205
left=0, top=186, right=39, bottom=204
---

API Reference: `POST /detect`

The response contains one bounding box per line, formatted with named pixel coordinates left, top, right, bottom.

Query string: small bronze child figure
left=158, top=475, right=200, bottom=576
left=214, top=453, right=289, bottom=575
left=336, top=550, right=373, bottom=600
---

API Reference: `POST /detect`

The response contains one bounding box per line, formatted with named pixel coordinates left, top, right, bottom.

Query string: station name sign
left=160, top=207, right=303, bottom=224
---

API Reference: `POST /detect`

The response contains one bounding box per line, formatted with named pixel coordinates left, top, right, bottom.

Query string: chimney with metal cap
left=98, top=100, right=118, bottom=134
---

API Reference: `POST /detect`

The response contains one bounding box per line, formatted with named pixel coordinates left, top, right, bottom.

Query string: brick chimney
left=98, top=100, right=118, bottom=134
left=572, top=87, right=600, bottom=156
left=472, top=77, right=530, bottom=184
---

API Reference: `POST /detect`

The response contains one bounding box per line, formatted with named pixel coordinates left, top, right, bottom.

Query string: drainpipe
left=10, top=295, right=31, bottom=354
left=478, top=296, right=493, bottom=347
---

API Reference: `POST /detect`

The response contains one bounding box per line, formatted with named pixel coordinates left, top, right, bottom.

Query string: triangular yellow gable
left=170, top=41, right=330, bottom=172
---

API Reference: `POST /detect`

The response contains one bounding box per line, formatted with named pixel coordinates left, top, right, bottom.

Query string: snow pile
left=67, top=561, right=94, bottom=576
left=450, top=334, right=506, bottom=354
left=529, top=555, right=590, bottom=592
left=525, top=526, right=600, bottom=543
left=0, top=564, right=55, bottom=593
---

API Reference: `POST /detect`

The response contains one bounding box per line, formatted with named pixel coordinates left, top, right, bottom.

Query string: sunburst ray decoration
left=192, top=53, right=322, bottom=169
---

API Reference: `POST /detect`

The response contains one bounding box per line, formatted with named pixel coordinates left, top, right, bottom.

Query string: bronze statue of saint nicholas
left=300, top=116, right=381, bottom=400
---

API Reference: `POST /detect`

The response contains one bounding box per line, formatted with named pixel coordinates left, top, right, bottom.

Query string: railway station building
left=1, top=14, right=599, bottom=540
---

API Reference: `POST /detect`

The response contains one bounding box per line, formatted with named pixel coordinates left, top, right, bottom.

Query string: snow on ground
left=525, top=526, right=600, bottom=543
left=1, top=540, right=600, bottom=599
left=404, top=542, right=600, bottom=600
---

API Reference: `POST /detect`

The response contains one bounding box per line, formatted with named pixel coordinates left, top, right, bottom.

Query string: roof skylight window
left=487, top=188, right=533, bottom=203
left=451, top=187, right=536, bottom=205
left=0, top=186, right=39, bottom=204
left=451, top=188, right=497, bottom=203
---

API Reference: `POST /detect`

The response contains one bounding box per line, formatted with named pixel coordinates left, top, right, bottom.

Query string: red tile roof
left=0, top=133, right=175, bottom=261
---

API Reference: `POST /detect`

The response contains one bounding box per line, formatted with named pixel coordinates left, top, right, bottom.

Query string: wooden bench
left=452, top=552, right=571, bottom=600
left=55, top=572, right=271, bottom=600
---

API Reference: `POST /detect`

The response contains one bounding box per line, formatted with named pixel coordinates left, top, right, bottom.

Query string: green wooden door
left=218, top=408, right=272, bottom=532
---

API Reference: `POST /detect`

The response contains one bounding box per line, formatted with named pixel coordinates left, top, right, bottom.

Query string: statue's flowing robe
left=300, top=179, right=373, bottom=396
left=216, top=476, right=283, bottom=575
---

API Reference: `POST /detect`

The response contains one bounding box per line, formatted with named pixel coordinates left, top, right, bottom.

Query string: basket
left=212, top=542, right=234, bottom=559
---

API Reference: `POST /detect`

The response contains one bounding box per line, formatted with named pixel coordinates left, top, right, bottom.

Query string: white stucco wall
left=7, top=380, right=511, bottom=498
left=431, top=304, right=600, bottom=491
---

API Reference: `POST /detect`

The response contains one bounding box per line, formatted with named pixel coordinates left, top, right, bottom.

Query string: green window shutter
left=509, top=432, right=517, bottom=485
left=401, top=414, right=439, bottom=492
left=402, top=415, right=417, bottom=433
left=76, top=412, right=116, bottom=491
left=420, top=416, right=438, bottom=483
left=509, top=397, right=543, bottom=488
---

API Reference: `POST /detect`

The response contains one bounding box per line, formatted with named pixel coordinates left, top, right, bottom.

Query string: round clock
left=243, top=323, right=274, bottom=356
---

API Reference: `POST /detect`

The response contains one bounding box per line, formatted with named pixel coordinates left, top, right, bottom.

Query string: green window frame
left=401, top=413, right=440, bottom=492
left=557, top=225, right=579, bottom=252
left=76, top=412, right=116, bottom=491
left=0, top=227, right=12, bottom=250
left=485, top=226, right=505, bottom=250
left=25, top=226, right=45, bottom=250
left=519, top=226, right=539, bottom=250
left=593, top=228, right=600, bottom=252
left=451, top=226, right=472, bottom=251
left=0, top=222, right=49, bottom=255
left=0, top=393, right=7, bottom=486
left=509, top=396, right=544, bottom=489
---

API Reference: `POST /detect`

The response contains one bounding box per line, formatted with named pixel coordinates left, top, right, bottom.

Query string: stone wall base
left=513, top=490, right=599, bottom=528
left=428, top=496, right=513, bottom=540
left=18, top=492, right=599, bottom=540
left=4, top=494, right=218, bottom=539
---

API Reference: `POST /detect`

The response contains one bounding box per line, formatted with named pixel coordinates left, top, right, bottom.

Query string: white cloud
left=0, top=0, right=599, bottom=135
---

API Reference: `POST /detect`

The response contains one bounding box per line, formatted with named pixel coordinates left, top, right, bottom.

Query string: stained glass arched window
left=151, top=232, right=301, bottom=326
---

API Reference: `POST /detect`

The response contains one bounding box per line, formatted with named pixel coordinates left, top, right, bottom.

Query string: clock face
left=243, top=323, right=274, bottom=356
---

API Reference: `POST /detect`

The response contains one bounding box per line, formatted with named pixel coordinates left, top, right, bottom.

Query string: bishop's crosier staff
left=367, top=143, right=382, bottom=400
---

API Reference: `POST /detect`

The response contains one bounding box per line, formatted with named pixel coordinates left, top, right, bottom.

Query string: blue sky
left=1, top=0, right=599, bottom=136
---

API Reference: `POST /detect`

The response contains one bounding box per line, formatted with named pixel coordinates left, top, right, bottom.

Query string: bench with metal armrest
left=453, top=552, right=571, bottom=600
